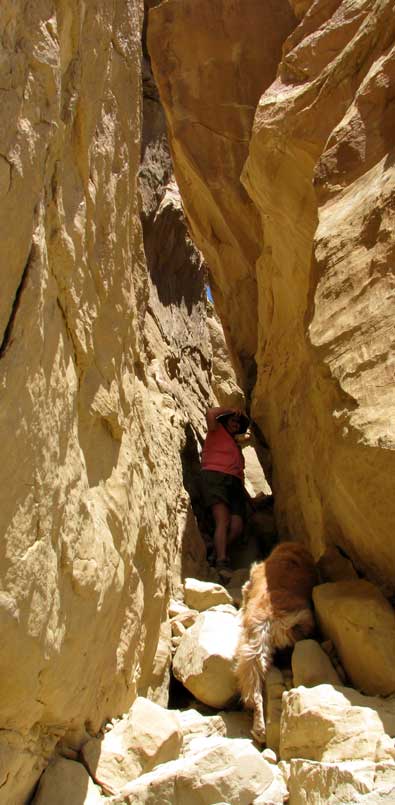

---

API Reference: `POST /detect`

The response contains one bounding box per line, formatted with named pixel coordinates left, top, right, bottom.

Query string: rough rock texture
left=81, top=697, right=182, bottom=794
left=115, top=737, right=285, bottom=805
left=172, top=608, right=240, bottom=708
left=0, top=1, right=232, bottom=799
left=243, top=0, right=395, bottom=588
left=280, top=685, right=395, bottom=763
left=313, top=580, right=395, bottom=696
left=149, top=0, right=395, bottom=592
left=148, top=0, right=297, bottom=392
left=288, top=759, right=395, bottom=805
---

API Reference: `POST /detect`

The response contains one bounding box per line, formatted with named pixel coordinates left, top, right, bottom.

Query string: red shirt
left=201, top=424, right=244, bottom=481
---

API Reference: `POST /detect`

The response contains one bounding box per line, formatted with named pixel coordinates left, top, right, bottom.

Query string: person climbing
left=200, top=406, right=250, bottom=581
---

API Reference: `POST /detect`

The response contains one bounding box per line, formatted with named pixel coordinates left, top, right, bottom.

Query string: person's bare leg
left=212, top=502, right=230, bottom=561
left=229, top=514, right=243, bottom=546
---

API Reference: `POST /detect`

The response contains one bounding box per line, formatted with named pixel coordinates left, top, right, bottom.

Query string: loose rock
left=280, top=684, right=395, bottom=763
left=172, top=608, right=240, bottom=708
left=32, top=758, right=103, bottom=804
left=115, top=736, right=285, bottom=805
left=184, top=578, right=233, bottom=611
left=292, top=639, right=341, bottom=687
left=288, top=759, right=395, bottom=804
left=82, top=697, right=182, bottom=794
left=313, top=580, right=395, bottom=696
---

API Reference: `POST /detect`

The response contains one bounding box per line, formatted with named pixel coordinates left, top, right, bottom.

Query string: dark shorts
left=200, top=470, right=246, bottom=520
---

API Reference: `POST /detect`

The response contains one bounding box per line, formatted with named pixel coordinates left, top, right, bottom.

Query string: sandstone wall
left=149, top=0, right=395, bottom=591
left=0, top=1, right=218, bottom=800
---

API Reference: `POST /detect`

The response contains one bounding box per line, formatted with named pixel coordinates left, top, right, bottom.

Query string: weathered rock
left=243, top=0, right=395, bottom=591
left=82, top=697, right=182, bottom=795
left=172, top=609, right=240, bottom=708
left=150, top=0, right=395, bottom=595
left=148, top=0, right=297, bottom=390
left=288, top=759, right=395, bottom=805
left=292, top=640, right=341, bottom=688
left=313, top=581, right=395, bottom=696
left=116, top=737, right=285, bottom=805
left=32, top=758, right=103, bottom=805
left=178, top=709, right=227, bottom=756
left=184, top=578, right=233, bottom=612
left=0, top=0, right=230, bottom=797
left=280, top=685, right=395, bottom=763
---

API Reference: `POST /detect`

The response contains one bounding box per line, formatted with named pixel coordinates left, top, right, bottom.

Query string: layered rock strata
left=0, top=0, right=234, bottom=799
left=149, top=0, right=395, bottom=591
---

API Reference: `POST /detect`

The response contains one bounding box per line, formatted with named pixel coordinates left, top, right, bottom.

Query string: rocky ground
left=31, top=563, right=395, bottom=804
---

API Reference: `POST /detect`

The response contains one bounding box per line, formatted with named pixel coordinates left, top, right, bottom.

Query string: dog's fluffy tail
left=235, top=619, right=273, bottom=708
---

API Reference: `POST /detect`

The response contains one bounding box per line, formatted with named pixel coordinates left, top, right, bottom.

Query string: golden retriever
left=235, top=541, right=317, bottom=743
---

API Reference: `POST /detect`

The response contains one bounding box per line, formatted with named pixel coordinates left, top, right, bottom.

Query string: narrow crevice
left=0, top=244, right=34, bottom=359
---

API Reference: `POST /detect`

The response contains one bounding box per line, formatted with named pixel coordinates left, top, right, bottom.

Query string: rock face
left=148, top=0, right=297, bottom=392
left=0, top=1, right=231, bottom=799
left=148, top=0, right=395, bottom=592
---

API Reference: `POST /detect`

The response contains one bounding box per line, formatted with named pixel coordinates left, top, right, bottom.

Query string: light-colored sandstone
left=116, top=737, right=285, bottom=805
left=292, top=640, right=341, bottom=688
left=172, top=609, right=240, bottom=708
left=0, top=0, right=233, bottom=797
left=184, top=578, right=233, bottom=612
left=32, top=758, right=103, bottom=805
left=148, top=0, right=296, bottom=390
left=313, top=580, right=395, bottom=696
left=288, top=759, right=395, bottom=805
left=243, top=0, right=395, bottom=591
left=178, top=709, right=227, bottom=756
left=150, top=0, right=395, bottom=594
left=82, top=697, right=182, bottom=795
left=280, top=684, right=395, bottom=763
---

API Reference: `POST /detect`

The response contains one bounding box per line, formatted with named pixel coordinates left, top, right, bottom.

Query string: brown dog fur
left=235, top=541, right=317, bottom=743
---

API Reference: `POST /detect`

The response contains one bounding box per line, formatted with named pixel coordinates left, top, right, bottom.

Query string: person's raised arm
left=206, top=406, right=243, bottom=432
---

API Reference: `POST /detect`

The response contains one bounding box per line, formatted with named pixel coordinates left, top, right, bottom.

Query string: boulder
left=292, top=640, right=341, bottom=687
left=116, top=736, right=286, bottom=805
left=172, top=609, right=240, bottom=708
left=184, top=578, right=233, bottom=611
left=32, top=758, right=103, bottom=804
left=82, top=697, right=182, bottom=794
left=280, top=685, right=395, bottom=763
left=288, top=759, right=395, bottom=804
left=313, top=580, right=395, bottom=696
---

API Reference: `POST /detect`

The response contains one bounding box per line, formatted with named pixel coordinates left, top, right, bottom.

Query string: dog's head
left=266, top=541, right=318, bottom=597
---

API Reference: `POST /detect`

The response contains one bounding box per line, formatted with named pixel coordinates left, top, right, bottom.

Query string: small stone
left=292, top=639, right=341, bottom=687
left=184, top=578, right=233, bottom=611
left=262, top=748, right=277, bottom=764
